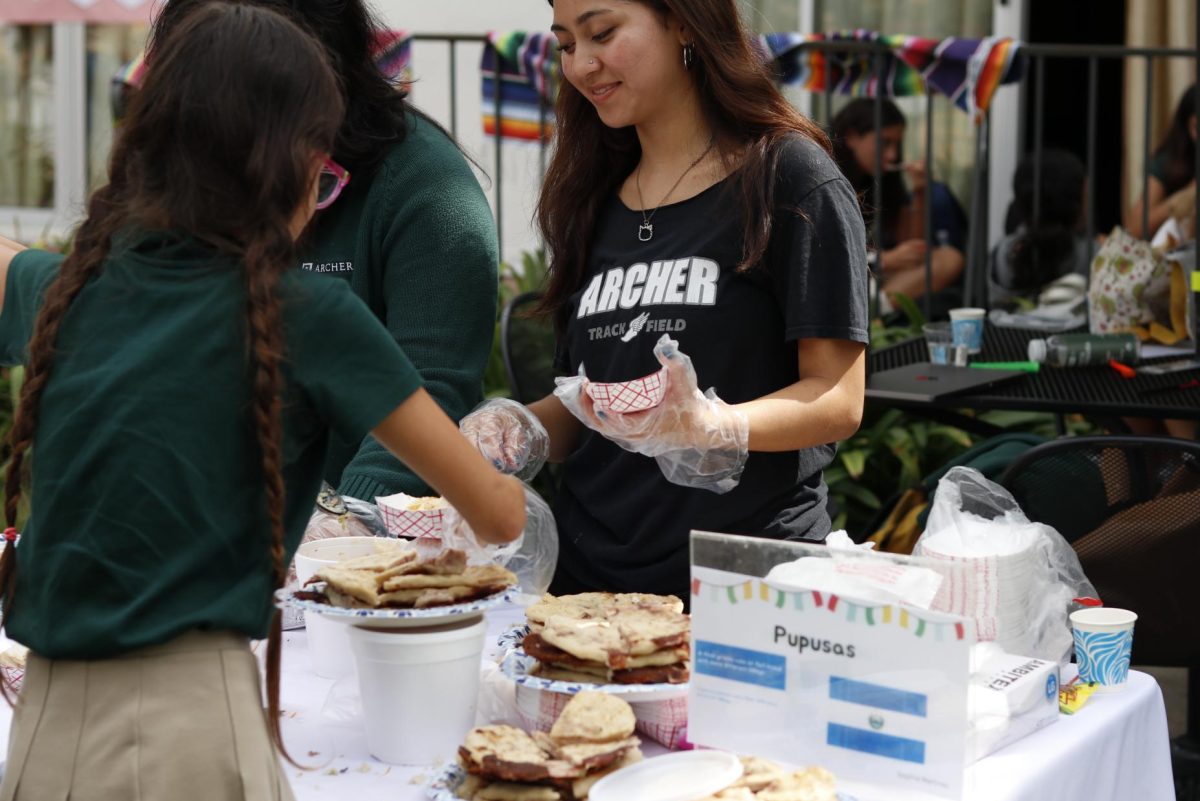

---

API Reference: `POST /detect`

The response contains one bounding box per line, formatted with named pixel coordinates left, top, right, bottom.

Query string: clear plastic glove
left=459, top=398, right=549, bottom=483
left=553, top=334, right=749, bottom=494
left=426, top=485, right=558, bottom=594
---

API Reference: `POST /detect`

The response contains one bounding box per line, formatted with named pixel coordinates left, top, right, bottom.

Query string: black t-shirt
left=552, top=135, right=869, bottom=600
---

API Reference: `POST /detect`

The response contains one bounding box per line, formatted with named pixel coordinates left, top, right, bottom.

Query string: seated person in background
left=831, top=98, right=965, bottom=307
left=1125, top=83, right=1196, bottom=240
left=990, top=149, right=1093, bottom=308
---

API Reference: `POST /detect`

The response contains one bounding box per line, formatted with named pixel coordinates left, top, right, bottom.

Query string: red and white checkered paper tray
left=375, top=492, right=448, bottom=539
left=499, top=636, right=690, bottom=750
left=586, top=368, right=667, bottom=414
left=0, top=642, right=26, bottom=694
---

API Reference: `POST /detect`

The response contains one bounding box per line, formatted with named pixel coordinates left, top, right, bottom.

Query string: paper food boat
left=376, top=493, right=448, bottom=539
left=586, top=369, right=667, bottom=414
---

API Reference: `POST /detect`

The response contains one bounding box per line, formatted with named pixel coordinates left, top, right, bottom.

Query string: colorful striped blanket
left=761, top=30, right=1023, bottom=119
left=482, top=30, right=1024, bottom=141
left=481, top=31, right=559, bottom=142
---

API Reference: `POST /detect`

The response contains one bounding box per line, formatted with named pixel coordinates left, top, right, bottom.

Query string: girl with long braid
left=0, top=5, right=524, bottom=799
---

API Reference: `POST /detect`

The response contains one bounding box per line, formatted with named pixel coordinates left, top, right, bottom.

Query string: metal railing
left=415, top=32, right=1199, bottom=322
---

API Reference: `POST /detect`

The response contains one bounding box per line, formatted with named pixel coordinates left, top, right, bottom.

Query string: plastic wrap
left=423, top=486, right=558, bottom=596
left=553, top=335, right=749, bottom=494
left=913, top=467, right=1097, bottom=664
left=459, top=398, right=550, bottom=482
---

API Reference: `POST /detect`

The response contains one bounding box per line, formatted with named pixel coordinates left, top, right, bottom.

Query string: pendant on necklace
left=638, top=222, right=654, bottom=242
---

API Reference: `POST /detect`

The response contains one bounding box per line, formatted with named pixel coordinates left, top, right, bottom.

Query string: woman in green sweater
left=152, top=0, right=500, bottom=505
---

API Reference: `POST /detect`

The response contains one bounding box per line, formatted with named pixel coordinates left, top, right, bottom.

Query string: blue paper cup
left=1070, top=607, right=1137, bottom=691
left=949, top=308, right=986, bottom=355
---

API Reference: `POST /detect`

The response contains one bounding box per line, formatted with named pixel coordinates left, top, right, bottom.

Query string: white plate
left=273, top=586, right=516, bottom=629
left=425, top=756, right=860, bottom=801
left=498, top=646, right=689, bottom=702
left=589, top=751, right=743, bottom=801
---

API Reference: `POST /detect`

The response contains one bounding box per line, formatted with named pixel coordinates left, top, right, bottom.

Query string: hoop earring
left=683, top=42, right=695, bottom=70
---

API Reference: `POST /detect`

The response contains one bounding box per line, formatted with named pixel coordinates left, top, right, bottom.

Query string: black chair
left=500, top=290, right=557, bottom=406
left=998, top=435, right=1200, bottom=797
left=498, top=290, right=560, bottom=502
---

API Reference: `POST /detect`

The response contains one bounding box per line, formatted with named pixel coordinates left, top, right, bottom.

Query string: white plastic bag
left=914, top=467, right=1096, bottom=663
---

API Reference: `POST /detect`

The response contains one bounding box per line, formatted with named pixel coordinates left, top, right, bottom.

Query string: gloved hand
left=459, top=398, right=549, bottom=483
left=433, top=485, right=558, bottom=594
left=553, top=335, right=749, bottom=494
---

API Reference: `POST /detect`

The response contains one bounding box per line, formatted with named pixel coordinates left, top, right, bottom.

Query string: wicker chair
left=999, top=435, right=1200, bottom=797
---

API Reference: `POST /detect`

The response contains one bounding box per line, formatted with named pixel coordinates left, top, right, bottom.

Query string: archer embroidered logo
left=301, top=260, right=354, bottom=274
left=621, top=312, right=651, bottom=342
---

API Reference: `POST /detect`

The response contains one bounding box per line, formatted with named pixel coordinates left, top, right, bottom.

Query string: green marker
left=970, top=361, right=1041, bottom=373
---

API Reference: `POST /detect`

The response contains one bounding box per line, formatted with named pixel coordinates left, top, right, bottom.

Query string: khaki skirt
left=0, top=630, right=295, bottom=801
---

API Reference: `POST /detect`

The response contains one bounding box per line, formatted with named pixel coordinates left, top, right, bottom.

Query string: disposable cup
left=923, top=322, right=953, bottom=365
left=347, top=616, right=487, bottom=765
left=1070, top=607, right=1137, bottom=691
left=293, top=536, right=385, bottom=678
left=950, top=308, right=987, bottom=354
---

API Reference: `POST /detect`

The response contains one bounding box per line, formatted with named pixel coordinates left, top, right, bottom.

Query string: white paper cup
left=1070, top=607, right=1137, bottom=692
left=347, top=616, right=487, bottom=765
left=294, top=536, right=385, bottom=678
left=949, top=307, right=986, bottom=354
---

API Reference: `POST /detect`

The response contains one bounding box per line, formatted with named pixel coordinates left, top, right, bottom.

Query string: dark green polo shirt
left=0, top=233, right=421, bottom=659
left=303, top=111, right=499, bottom=502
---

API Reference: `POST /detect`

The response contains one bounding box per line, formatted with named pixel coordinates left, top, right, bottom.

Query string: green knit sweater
left=304, top=111, right=499, bottom=502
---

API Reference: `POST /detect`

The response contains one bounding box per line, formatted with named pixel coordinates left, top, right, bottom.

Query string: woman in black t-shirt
left=462, top=0, right=870, bottom=600
left=830, top=98, right=965, bottom=307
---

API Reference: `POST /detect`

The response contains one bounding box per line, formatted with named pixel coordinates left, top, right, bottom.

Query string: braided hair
left=0, top=3, right=343, bottom=765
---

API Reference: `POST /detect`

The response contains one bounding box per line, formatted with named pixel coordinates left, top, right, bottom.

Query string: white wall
left=988, top=0, right=1024, bottom=252
left=373, top=1, right=553, bottom=265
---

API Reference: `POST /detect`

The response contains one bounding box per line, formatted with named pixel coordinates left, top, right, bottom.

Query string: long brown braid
left=242, top=225, right=294, bottom=762
left=0, top=178, right=129, bottom=704
left=0, top=2, right=343, bottom=765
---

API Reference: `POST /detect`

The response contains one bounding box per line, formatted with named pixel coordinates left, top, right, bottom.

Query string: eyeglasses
left=315, top=158, right=350, bottom=210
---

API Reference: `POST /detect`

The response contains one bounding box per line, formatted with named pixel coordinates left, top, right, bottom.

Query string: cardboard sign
left=688, top=533, right=972, bottom=800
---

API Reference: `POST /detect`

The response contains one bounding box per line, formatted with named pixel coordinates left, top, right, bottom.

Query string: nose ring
left=588, top=58, right=596, bottom=65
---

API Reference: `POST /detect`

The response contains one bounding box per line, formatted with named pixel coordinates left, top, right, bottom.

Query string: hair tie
left=3, top=528, right=17, bottom=543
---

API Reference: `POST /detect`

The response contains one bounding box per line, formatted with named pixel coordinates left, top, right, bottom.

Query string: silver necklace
left=634, top=137, right=716, bottom=242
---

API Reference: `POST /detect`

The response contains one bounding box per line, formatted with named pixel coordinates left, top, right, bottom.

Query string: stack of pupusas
left=303, top=541, right=515, bottom=609
left=522, top=593, right=690, bottom=685
left=457, top=691, right=643, bottom=801
left=698, top=756, right=838, bottom=801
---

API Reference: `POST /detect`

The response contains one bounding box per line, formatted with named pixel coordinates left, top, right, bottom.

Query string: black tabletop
left=868, top=324, right=1200, bottom=420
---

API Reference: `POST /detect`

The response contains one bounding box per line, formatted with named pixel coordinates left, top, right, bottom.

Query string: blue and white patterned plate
left=273, top=585, right=517, bottom=629
left=495, top=623, right=531, bottom=654
left=499, top=646, right=689, bottom=703
left=425, top=759, right=859, bottom=801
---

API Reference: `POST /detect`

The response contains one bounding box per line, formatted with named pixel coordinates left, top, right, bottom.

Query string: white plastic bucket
left=346, top=615, right=487, bottom=765
left=293, top=536, right=383, bottom=678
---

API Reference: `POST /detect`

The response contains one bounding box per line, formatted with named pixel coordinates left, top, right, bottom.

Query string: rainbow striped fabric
left=761, top=30, right=1024, bottom=119
left=481, top=31, right=559, bottom=142
left=482, top=30, right=1022, bottom=141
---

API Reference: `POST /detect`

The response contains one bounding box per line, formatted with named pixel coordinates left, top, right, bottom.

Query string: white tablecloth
left=274, top=606, right=1174, bottom=801
left=0, top=608, right=1175, bottom=801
